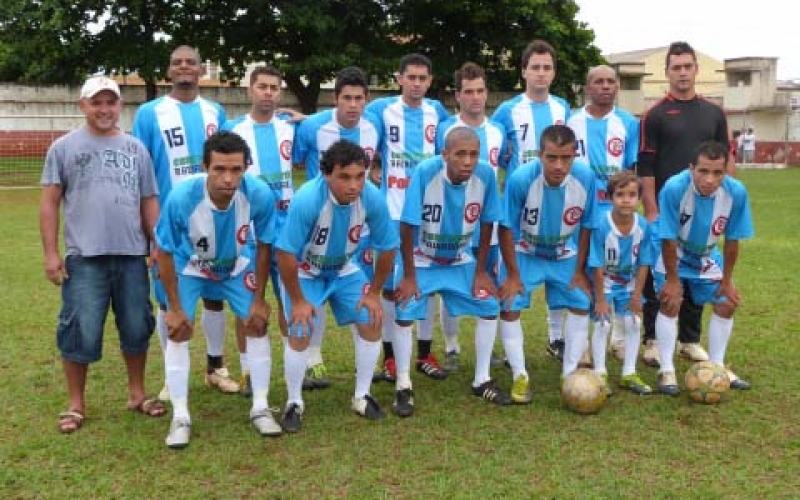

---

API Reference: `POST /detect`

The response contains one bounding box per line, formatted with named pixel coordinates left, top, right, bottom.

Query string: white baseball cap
left=80, top=76, right=121, bottom=99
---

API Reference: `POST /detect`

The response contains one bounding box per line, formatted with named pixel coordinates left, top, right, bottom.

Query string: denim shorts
left=57, top=255, right=155, bottom=363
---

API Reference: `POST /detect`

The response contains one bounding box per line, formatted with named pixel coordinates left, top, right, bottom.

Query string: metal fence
left=0, top=115, right=84, bottom=187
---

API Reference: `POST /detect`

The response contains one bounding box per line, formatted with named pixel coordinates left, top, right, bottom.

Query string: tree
left=386, top=0, right=603, bottom=106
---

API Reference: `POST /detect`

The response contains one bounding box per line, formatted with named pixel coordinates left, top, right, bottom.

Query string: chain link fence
left=0, top=115, right=84, bottom=187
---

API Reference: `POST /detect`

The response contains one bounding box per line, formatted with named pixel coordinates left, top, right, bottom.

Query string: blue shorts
left=280, top=270, right=372, bottom=328
left=57, top=255, right=154, bottom=363
left=174, top=266, right=257, bottom=322
left=653, top=272, right=727, bottom=305
left=499, top=253, right=590, bottom=312
left=151, top=262, right=223, bottom=307
left=471, top=244, right=501, bottom=281
left=395, top=262, right=500, bottom=321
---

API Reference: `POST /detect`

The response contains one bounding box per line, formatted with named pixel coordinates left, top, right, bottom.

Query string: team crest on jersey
left=475, top=288, right=490, bottom=299
left=206, top=123, right=218, bottom=138
left=425, top=124, right=436, bottom=144
left=607, top=137, right=624, bottom=157
left=280, top=140, right=292, bottom=160
left=348, top=225, right=363, bottom=244
left=243, top=271, right=257, bottom=292
left=563, top=206, right=583, bottom=225
left=464, top=203, right=482, bottom=223
left=489, top=147, right=500, bottom=167
left=712, top=216, right=728, bottom=236
left=236, top=224, right=250, bottom=245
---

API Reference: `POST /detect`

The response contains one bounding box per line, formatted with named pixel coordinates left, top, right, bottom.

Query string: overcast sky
left=575, top=0, right=799, bottom=80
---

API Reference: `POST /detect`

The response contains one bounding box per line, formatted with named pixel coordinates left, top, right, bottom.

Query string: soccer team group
left=41, top=39, right=753, bottom=449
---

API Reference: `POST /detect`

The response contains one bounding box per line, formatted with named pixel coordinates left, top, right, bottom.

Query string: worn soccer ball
left=561, top=368, right=608, bottom=415
left=685, top=361, right=730, bottom=404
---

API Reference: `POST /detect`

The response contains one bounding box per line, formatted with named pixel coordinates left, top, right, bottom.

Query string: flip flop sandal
left=58, top=410, right=84, bottom=434
left=129, top=398, right=167, bottom=417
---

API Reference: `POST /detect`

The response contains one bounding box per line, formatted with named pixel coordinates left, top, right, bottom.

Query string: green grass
left=1, top=170, right=799, bottom=499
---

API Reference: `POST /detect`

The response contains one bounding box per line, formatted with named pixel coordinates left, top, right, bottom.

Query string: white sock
left=610, top=313, right=625, bottom=345
left=656, top=313, right=678, bottom=374
left=156, top=309, right=169, bottom=351
left=381, top=297, right=396, bottom=344
left=563, top=313, right=590, bottom=377
left=283, top=345, right=308, bottom=406
left=165, top=340, right=190, bottom=419
left=708, top=314, right=734, bottom=365
left=441, top=301, right=460, bottom=353
left=592, top=319, right=611, bottom=375
left=393, top=323, right=413, bottom=390
left=417, top=296, right=437, bottom=342
left=239, top=351, right=249, bottom=374
left=500, top=319, right=527, bottom=379
left=247, top=336, right=271, bottom=412
left=353, top=326, right=381, bottom=399
left=622, top=315, right=641, bottom=376
left=307, top=307, right=326, bottom=366
left=547, top=308, right=565, bottom=343
left=473, top=318, right=498, bottom=386
left=201, top=309, right=226, bottom=357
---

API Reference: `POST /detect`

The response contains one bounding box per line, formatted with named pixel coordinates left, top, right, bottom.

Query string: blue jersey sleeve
left=245, top=176, right=278, bottom=246
left=725, top=180, right=755, bottom=240
left=624, top=114, right=640, bottom=169
left=638, top=221, right=655, bottom=267
left=501, top=164, right=529, bottom=235
left=275, top=182, right=319, bottom=256
left=291, top=118, right=312, bottom=166
left=400, top=161, right=428, bottom=227
left=155, top=181, right=189, bottom=255
left=477, top=162, right=501, bottom=223
left=588, top=225, right=606, bottom=269
left=657, top=181, right=682, bottom=241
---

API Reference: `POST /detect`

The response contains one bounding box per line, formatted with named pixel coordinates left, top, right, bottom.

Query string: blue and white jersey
left=156, top=174, right=277, bottom=281
left=435, top=116, right=507, bottom=170
left=366, top=96, right=450, bottom=220
left=401, top=156, right=500, bottom=268
left=502, top=158, right=596, bottom=260
left=491, top=93, right=571, bottom=175
left=589, top=211, right=653, bottom=294
left=655, top=170, right=754, bottom=279
left=567, top=106, right=639, bottom=207
left=292, top=109, right=381, bottom=179
left=132, top=96, right=226, bottom=202
left=277, top=176, right=398, bottom=279
left=221, top=114, right=295, bottom=227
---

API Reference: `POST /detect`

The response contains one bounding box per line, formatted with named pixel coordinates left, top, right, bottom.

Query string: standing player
left=222, top=65, right=295, bottom=396
left=589, top=171, right=653, bottom=395
left=40, top=76, right=163, bottom=433
left=653, top=141, right=752, bottom=395
left=434, top=62, right=507, bottom=371
left=275, top=140, right=398, bottom=432
left=132, top=45, right=238, bottom=397
left=497, top=125, right=597, bottom=400
left=638, top=41, right=733, bottom=368
left=492, top=39, right=573, bottom=361
left=567, top=64, right=639, bottom=361
left=156, top=131, right=278, bottom=448
left=292, top=66, right=381, bottom=390
left=366, top=53, right=450, bottom=384
left=393, top=127, right=511, bottom=415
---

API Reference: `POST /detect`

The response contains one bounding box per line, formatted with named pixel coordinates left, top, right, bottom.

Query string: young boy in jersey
left=275, top=140, right=398, bottom=432
left=393, top=127, right=510, bottom=415
left=653, top=141, right=753, bottom=395
left=589, top=170, right=653, bottom=395
left=497, top=125, right=597, bottom=400
left=156, top=131, right=278, bottom=449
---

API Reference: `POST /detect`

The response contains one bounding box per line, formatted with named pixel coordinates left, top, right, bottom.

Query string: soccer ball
left=561, top=368, right=608, bottom=415
left=685, top=361, right=730, bottom=404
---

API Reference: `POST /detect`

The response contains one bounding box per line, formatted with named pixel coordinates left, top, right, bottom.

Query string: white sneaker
left=678, top=342, right=709, bottom=362
left=250, top=408, right=283, bottom=437
left=165, top=418, right=191, bottom=449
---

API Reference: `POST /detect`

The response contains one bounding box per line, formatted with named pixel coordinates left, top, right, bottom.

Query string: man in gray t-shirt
left=40, top=76, right=164, bottom=434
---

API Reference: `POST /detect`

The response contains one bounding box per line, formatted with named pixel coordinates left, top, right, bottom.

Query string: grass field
left=1, top=169, right=799, bottom=499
